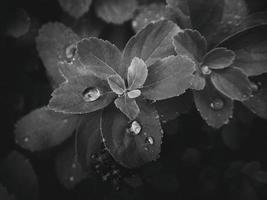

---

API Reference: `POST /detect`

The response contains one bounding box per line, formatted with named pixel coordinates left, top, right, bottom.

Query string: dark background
left=1, top=0, right=267, bottom=200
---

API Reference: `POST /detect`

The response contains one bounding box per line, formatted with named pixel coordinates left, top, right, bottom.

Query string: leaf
left=206, top=0, right=248, bottom=45
left=0, top=184, right=15, bottom=200
left=55, top=140, right=88, bottom=189
left=190, top=74, right=206, bottom=90
left=114, top=95, right=140, bottom=120
left=5, top=8, right=31, bottom=38
left=219, top=25, right=267, bottom=76
left=155, top=92, right=193, bottom=122
left=49, top=74, right=116, bottom=114
left=107, top=75, right=125, bottom=95
left=101, top=102, right=163, bottom=168
left=77, top=38, right=123, bottom=79
left=173, top=29, right=207, bottom=62
left=243, top=76, right=267, bottom=119
left=218, top=11, right=267, bottom=46
left=251, top=171, right=267, bottom=184
left=36, top=22, right=80, bottom=87
left=193, top=81, right=233, bottom=128
left=142, top=55, right=195, bottom=100
left=58, top=0, right=92, bottom=19
left=127, top=57, right=148, bottom=90
left=187, top=0, right=225, bottom=41
left=14, top=107, right=78, bottom=151
left=132, top=3, right=168, bottom=32
left=132, top=2, right=191, bottom=33
left=122, top=20, right=181, bottom=74
left=76, top=112, right=102, bottom=169
left=0, top=151, right=38, bottom=200
left=211, top=67, right=253, bottom=101
left=95, top=0, right=138, bottom=24
left=203, top=48, right=236, bottom=69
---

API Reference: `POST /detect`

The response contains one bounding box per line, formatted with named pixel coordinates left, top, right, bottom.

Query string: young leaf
left=107, top=75, right=125, bottom=95
left=0, top=151, right=38, bottom=200
left=58, top=0, right=92, bottom=19
left=193, top=82, right=233, bottom=128
left=127, top=57, right=148, bottom=90
left=36, top=22, right=80, bottom=87
left=142, top=55, right=195, bottom=100
left=76, top=112, right=102, bottom=170
left=114, top=95, right=140, bottom=120
left=203, top=48, right=236, bottom=69
left=77, top=38, right=123, bottom=79
left=173, top=29, right=207, bottom=62
left=15, top=107, right=78, bottom=151
left=219, top=25, right=267, bottom=77
left=55, top=140, right=88, bottom=189
left=95, top=0, right=138, bottom=24
left=0, top=184, right=15, bottom=200
left=122, top=20, right=181, bottom=74
left=101, top=102, right=163, bottom=168
left=211, top=67, right=253, bottom=101
left=49, top=74, right=116, bottom=114
left=243, top=77, right=267, bottom=119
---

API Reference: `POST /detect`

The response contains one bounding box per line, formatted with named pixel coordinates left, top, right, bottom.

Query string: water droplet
left=201, top=65, right=212, bottom=75
left=145, top=136, right=154, bottom=145
left=65, top=43, right=77, bottom=60
left=71, top=163, right=77, bottom=168
left=69, top=176, right=75, bottom=182
left=23, top=137, right=29, bottom=142
left=132, top=20, right=138, bottom=28
left=129, top=121, right=142, bottom=135
left=144, top=147, right=149, bottom=151
left=83, top=87, right=101, bottom=102
left=250, top=82, right=259, bottom=92
left=210, top=99, right=224, bottom=110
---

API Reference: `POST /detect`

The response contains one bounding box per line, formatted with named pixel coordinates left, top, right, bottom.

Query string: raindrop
left=23, top=137, right=29, bottom=142
left=69, top=176, right=75, bottom=182
left=83, top=87, right=101, bottom=102
left=71, top=163, right=77, bottom=169
left=210, top=99, right=224, bottom=110
left=65, top=43, right=77, bottom=61
left=129, top=121, right=142, bottom=135
left=201, top=65, right=212, bottom=75
left=145, top=136, right=154, bottom=145
left=132, top=20, right=138, bottom=28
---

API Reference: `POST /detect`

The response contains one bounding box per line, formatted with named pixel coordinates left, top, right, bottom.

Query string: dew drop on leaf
left=250, top=82, right=259, bottom=92
left=210, top=99, right=224, bottom=110
left=82, top=87, right=101, bottom=102
left=23, top=137, right=29, bottom=143
left=201, top=65, right=212, bottom=75
left=145, top=136, right=154, bottom=145
left=69, top=176, right=75, bottom=182
left=71, top=163, right=77, bottom=169
left=65, top=43, right=77, bottom=62
left=129, top=120, right=142, bottom=135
